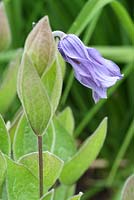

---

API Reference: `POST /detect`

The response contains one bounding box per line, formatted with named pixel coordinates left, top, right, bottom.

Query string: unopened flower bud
left=0, top=2, right=11, bottom=51
left=24, top=16, right=55, bottom=76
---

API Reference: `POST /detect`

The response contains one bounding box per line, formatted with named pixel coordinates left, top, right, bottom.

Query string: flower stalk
left=37, top=135, right=43, bottom=198
left=52, top=30, right=66, bottom=39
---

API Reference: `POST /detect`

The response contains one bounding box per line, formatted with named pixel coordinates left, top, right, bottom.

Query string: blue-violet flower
left=58, top=34, right=123, bottom=103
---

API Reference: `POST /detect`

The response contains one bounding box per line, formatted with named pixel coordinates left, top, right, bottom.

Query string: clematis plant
left=54, top=32, right=123, bottom=103
left=0, top=14, right=123, bottom=200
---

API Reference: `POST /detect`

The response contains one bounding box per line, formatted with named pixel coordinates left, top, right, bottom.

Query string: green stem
left=38, top=135, right=43, bottom=198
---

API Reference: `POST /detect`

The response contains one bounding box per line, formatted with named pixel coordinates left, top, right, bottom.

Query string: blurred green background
left=0, top=0, right=134, bottom=199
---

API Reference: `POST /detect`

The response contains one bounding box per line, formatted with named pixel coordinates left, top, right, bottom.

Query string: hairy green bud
left=0, top=2, right=11, bottom=51
left=24, top=16, right=55, bottom=76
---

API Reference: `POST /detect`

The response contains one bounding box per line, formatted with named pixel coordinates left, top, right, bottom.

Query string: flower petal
left=92, top=88, right=107, bottom=103
left=57, top=34, right=123, bottom=103
left=86, top=47, right=123, bottom=78
left=58, top=34, right=89, bottom=59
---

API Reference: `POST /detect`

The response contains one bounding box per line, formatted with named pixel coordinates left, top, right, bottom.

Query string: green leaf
left=54, top=184, right=75, bottom=200
left=40, top=189, right=54, bottom=200
left=19, top=151, right=64, bottom=192
left=68, top=192, right=83, bottom=200
left=69, top=0, right=133, bottom=43
left=13, top=114, right=76, bottom=161
left=0, top=152, right=6, bottom=196
left=60, top=118, right=107, bottom=184
left=13, top=114, right=37, bottom=160
left=5, top=156, right=39, bottom=200
left=110, top=1, right=134, bottom=43
left=9, top=110, right=22, bottom=144
left=94, top=46, right=134, bottom=63
left=121, top=174, right=134, bottom=200
left=17, top=53, right=52, bottom=135
left=43, top=118, right=76, bottom=162
left=1, top=182, right=8, bottom=200
left=42, top=50, right=63, bottom=114
left=69, top=0, right=114, bottom=35
left=0, top=50, right=22, bottom=114
left=0, top=115, right=11, bottom=155
left=57, top=107, right=74, bottom=135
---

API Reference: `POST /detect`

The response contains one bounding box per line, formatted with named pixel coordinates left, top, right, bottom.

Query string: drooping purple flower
left=58, top=34, right=123, bottom=103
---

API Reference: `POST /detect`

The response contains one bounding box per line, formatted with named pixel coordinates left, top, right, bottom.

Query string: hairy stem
left=52, top=30, right=66, bottom=39
left=38, top=135, right=43, bottom=198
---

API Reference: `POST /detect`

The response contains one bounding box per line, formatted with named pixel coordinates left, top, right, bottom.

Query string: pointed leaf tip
left=60, top=117, right=107, bottom=184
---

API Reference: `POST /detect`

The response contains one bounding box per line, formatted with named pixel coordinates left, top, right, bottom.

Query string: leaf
left=42, top=50, right=63, bottom=114
left=9, top=110, right=22, bottom=144
left=69, top=0, right=114, bottom=35
left=0, top=115, right=11, bottom=155
left=43, top=118, right=77, bottom=161
left=121, top=174, right=134, bottom=200
left=57, top=107, right=75, bottom=135
left=1, top=181, right=8, bottom=200
left=13, top=114, right=76, bottom=162
left=110, top=1, right=134, bottom=43
left=54, top=184, right=75, bottom=200
left=94, top=46, right=134, bottom=63
left=13, top=114, right=37, bottom=160
left=68, top=192, right=83, bottom=200
left=19, top=151, right=64, bottom=192
left=69, top=0, right=133, bottom=43
left=5, top=156, right=39, bottom=200
left=0, top=50, right=22, bottom=114
left=40, top=189, right=54, bottom=200
left=0, top=152, right=6, bottom=196
left=17, top=53, right=52, bottom=135
left=60, top=118, right=107, bottom=184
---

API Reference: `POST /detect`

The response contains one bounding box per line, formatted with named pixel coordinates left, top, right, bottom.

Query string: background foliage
left=0, top=0, right=134, bottom=199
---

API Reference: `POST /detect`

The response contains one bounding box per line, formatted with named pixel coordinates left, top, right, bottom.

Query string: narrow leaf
left=43, top=118, right=76, bottom=161
left=0, top=152, right=6, bottom=196
left=0, top=115, right=11, bottom=155
left=13, top=114, right=37, bottom=160
left=57, top=107, right=75, bottom=135
left=0, top=50, right=22, bottom=114
left=69, top=0, right=114, bottom=35
left=60, top=118, right=107, bottom=184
